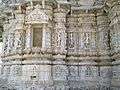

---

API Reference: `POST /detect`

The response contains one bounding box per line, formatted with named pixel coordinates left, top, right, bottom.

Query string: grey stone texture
left=0, top=0, right=120, bottom=90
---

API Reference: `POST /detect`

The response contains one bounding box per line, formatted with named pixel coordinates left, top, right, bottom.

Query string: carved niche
left=33, top=27, right=43, bottom=47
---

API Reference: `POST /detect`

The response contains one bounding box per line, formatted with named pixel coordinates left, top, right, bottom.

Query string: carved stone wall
left=0, top=0, right=120, bottom=90
left=108, top=1, right=120, bottom=89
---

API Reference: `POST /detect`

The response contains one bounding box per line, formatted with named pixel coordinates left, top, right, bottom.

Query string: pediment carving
left=26, top=4, right=49, bottom=24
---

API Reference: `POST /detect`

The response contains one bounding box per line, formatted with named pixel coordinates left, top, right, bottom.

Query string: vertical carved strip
left=53, top=9, right=67, bottom=52
left=97, top=11, right=110, bottom=55
left=26, top=24, right=32, bottom=48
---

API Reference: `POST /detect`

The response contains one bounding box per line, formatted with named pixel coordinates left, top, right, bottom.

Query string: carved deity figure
left=83, top=33, right=91, bottom=49
left=56, top=31, right=62, bottom=48
left=3, top=37, right=8, bottom=53
left=14, top=31, right=23, bottom=50
left=68, top=33, right=75, bottom=49
left=8, top=33, right=15, bottom=52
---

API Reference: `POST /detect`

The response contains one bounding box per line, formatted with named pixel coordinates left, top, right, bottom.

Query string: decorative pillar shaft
left=97, top=10, right=110, bottom=56
left=109, top=4, right=120, bottom=54
left=53, top=8, right=67, bottom=53
left=109, top=3, right=120, bottom=89
left=26, top=24, right=32, bottom=48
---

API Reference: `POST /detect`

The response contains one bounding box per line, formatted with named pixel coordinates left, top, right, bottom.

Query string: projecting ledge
left=66, top=56, right=111, bottom=61
left=71, top=5, right=104, bottom=10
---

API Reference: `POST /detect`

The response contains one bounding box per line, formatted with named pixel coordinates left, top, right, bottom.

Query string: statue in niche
left=103, top=31, right=109, bottom=49
left=56, top=31, right=62, bottom=48
left=15, top=31, right=23, bottom=50
left=4, top=37, right=8, bottom=53
left=8, top=33, right=15, bottom=51
left=21, top=4, right=26, bottom=14
left=68, top=33, right=75, bottom=49
left=91, top=33, right=96, bottom=49
left=83, top=33, right=91, bottom=49
left=60, top=31, right=66, bottom=50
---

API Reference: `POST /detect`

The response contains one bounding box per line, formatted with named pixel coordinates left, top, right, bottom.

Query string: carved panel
left=10, top=65, right=22, bottom=76
left=26, top=4, right=49, bottom=24
left=1, top=0, right=119, bottom=89
left=68, top=32, right=76, bottom=51
left=14, top=31, right=23, bottom=50
left=53, top=65, right=68, bottom=80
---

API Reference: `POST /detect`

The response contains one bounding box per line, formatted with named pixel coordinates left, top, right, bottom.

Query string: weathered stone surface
left=0, top=0, right=120, bottom=90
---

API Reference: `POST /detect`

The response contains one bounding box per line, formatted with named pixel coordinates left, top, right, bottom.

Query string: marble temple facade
left=0, top=0, right=120, bottom=90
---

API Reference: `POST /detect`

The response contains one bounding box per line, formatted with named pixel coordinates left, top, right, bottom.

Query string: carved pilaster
left=53, top=7, right=67, bottom=54
left=97, top=10, right=110, bottom=56
left=109, top=4, right=120, bottom=59
left=25, top=24, right=32, bottom=49
left=109, top=3, right=120, bottom=89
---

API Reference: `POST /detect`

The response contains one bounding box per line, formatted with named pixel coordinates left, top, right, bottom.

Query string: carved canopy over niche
left=26, top=4, right=49, bottom=24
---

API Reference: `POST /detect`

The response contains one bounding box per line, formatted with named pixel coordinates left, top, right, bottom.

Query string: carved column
left=42, top=24, right=47, bottom=49
left=108, top=3, right=120, bottom=89
left=97, top=10, right=110, bottom=56
left=109, top=4, right=120, bottom=55
left=53, top=7, right=67, bottom=54
left=25, top=24, right=32, bottom=49
left=96, top=10, right=112, bottom=89
left=42, top=4, right=53, bottom=50
left=2, top=32, right=8, bottom=56
left=52, top=6, right=68, bottom=89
